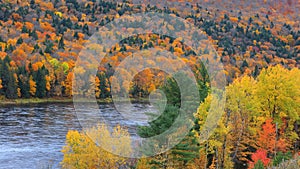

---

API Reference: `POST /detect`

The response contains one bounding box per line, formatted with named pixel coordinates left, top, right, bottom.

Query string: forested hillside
left=0, top=0, right=299, bottom=99
left=0, top=0, right=300, bottom=169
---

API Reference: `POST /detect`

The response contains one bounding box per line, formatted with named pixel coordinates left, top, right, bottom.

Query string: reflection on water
left=0, top=103, right=154, bottom=169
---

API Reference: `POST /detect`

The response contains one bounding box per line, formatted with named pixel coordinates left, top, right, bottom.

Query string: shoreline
left=0, top=97, right=150, bottom=106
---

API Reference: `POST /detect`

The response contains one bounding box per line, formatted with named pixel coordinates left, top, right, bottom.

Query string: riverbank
left=0, top=97, right=150, bottom=106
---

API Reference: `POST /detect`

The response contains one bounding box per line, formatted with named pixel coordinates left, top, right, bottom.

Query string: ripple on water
left=0, top=103, right=155, bottom=169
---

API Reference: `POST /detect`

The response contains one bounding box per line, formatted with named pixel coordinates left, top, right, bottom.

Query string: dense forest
left=0, top=0, right=300, bottom=169
left=0, top=0, right=299, bottom=99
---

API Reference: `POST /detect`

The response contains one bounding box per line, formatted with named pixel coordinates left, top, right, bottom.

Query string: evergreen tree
left=253, top=65, right=259, bottom=77
left=34, top=66, right=48, bottom=98
left=21, top=25, right=28, bottom=33
left=171, top=130, right=200, bottom=167
left=73, top=32, right=79, bottom=40
left=0, top=36, right=4, bottom=43
left=83, top=24, right=89, bottom=35
left=18, top=66, right=30, bottom=98
left=29, top=30, right=38, bottom=40
left=6, top=71, right=18, bottom=99
left=17, top=37, right=23, bottom=45
left=0, top=56, right=18, bottom=99
left=44, top=43, right=53, bottom=54
left=58, top=36, right=65, bottom=49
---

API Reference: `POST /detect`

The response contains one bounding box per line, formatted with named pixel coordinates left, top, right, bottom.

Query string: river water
left=0, top=103, right=155, bottom=169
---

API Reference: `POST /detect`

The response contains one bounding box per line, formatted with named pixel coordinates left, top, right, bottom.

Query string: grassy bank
left=0, top=97, right=150, bottom=106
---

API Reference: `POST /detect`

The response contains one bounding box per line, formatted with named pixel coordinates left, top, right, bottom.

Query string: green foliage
left=273, top=152, right=293, bottom=166
left=34, top=66, right=48, bottom=98
left=160, top=77, right=181, bottom=107
left=0, top=56, right=18, bottom=99
left=253, top=160, right=265, bottom=169
left=18, top=66, right=30, bottom=98
left=171, top=130, right=200, bottom=167
left=138, top=105, right=179, bottom=138
left=58, top=36, right=65, bottom=49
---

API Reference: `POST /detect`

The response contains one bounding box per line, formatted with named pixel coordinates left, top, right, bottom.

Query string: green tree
left=34, top=66, right=48, bottom=98
left=0, top=56, right=18, bottom=99
left=272, top=152, right=292, bottom=166
left=18, top=66, right=30, bottom=98
left=58, top=36, right=65, bottom=49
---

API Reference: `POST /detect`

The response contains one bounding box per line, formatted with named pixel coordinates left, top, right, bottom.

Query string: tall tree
left=256, top=65, right=300, bottom=146
left=226, top=75, right=261, bottom=168
left=35, top=66, right=48, bottom=98
left=0, top=56, right=18, bottom=99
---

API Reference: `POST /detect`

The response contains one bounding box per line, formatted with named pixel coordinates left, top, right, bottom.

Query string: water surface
left=0, top=103, right=154, bottom=169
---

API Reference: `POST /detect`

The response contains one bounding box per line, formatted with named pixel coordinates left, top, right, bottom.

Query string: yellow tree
left=64, top=72, right=73, bottom=97
left=29, top=76, right=36, bottom=96
left=61, top=124, right=131, bottom=169
left=226, top=75, right=261, bottom=166
left=85, top=75, right=101, bottom=98
left=194, top=94, right=233, bottom=169
left=256, top=65, right=300, bottom=146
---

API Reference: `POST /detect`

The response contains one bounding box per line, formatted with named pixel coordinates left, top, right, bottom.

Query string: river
left=0, top=103, right=155, bottom=169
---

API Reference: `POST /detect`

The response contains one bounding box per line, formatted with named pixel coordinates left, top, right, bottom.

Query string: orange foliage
left=25, top=22, right=34, bottom=31
left=0, top=52, right=7, bottom=60
left=40, top=22, right=55, bottom=32
left=12, top=13, right=21, bottom=20
left=14, top=22, right=23, bottom=30
left=32, top=62, right=44, bottom=71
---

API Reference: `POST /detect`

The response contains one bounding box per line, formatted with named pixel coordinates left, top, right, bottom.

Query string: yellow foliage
left=61, top=124, right=131, bottom=169
left=29, top=76, right=36, bottom=96
left=136, top=158, right=152, bottom=169
left=55, top=12, right=63, bottom=18
left=229, top=17, right=239, bottom=22
left=17, top=88, right=21, bottom=97
left=7, top=39, right=17, bottom=46
left=64, top=72, right=73, bottom=96
left=45, top=75, right=51, bottom=91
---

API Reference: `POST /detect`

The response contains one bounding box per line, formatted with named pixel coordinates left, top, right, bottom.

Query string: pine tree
left=17, top=37, right=23, bottom=45
left=29, top=30, right=38, bottom=40
left=137, top=105, right=179, bottom=168
left=6, top=71, right=18, bottom=99
left=35, top=66, right=48, bottom=98
left=21, top=25, right=28, bottom=33
left=0, top=56, right=18, bottom=99
left=73, top=32, right=79, bottom=40
left=171, top=130, right=200, bottom=167
left=18, top=66, right=30, bottom=98
left=58, top=36, right=65, bottom=49
left=83, top=23, right=89, bottom=35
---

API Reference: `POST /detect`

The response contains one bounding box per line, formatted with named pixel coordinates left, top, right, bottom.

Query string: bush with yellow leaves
left=61, top=124, right=132, bottom=169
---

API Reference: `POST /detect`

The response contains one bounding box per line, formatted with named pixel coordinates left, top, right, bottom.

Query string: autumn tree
left=257, top=119, right=276, bottom=154
left=195, top=94, right=233, bottom=169
left=61, top=123, right=131, bottom=169
left=256, top=65, right=300, bottom=147
left=226, top=75, right=260, bottom=167
left=248, top=149, right=271, bottom=169
left=29, top=75, right=36, bottom=96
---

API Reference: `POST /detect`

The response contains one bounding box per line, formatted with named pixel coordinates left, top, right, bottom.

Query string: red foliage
left=257, top=118, right=276, bottom=153
left=249, top=149, right=271, bottom=169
